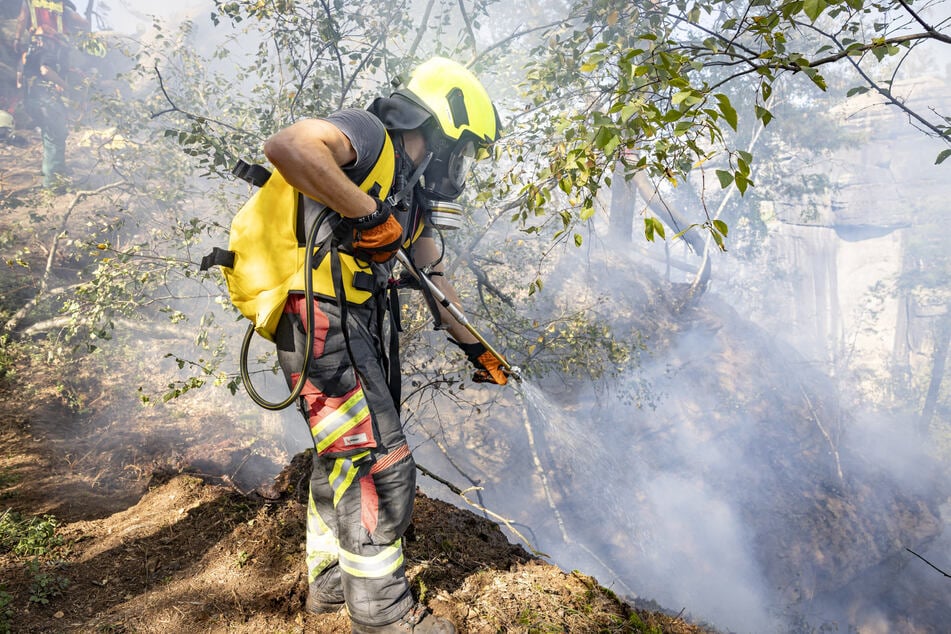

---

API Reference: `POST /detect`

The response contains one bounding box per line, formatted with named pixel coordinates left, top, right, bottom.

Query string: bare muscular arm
left=263, top=119, right=376, bottom=219
left=410, top=235, right=479, bottom=345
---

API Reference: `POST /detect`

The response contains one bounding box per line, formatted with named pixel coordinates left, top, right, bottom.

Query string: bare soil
left=0, top=361, right=718, bottom=634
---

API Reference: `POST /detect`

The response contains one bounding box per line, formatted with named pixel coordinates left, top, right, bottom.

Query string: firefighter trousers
left=276, top=291, right=416, bottom=627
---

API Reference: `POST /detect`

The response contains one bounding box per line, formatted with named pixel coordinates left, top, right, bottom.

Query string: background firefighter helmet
left=395, top=57, right=502, bottom=201
left=0, top=110, right=13, bottom=142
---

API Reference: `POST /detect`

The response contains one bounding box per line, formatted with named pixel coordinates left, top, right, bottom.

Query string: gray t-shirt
left=299, top=108, right=402, bottom=245
left=323, top=108, right=390, bottom=187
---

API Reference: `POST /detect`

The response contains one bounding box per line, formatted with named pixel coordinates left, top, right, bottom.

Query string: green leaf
left=713, top=219, right=728, bottom=236
left=574, top=233, right=583, bottom=247
left=671, top=90, right=695, bottom=106
left=735, top=172, right=751, bottom=194
left=803, top=0, right=826, bottom=22
left=936, top=149, right=951, bottom=165
left=644, top=217, right=665, bottom=242
left=594, top=126, right=620, bottom=154
left=803, top=67, right=828, bottom=91
left=715, top=94, right=738, bottom=131
left=737, top=156, right=750, bottom=176
left=715, top=169, right=734, bottom=189
left=846, top=86, right=870, bottom=97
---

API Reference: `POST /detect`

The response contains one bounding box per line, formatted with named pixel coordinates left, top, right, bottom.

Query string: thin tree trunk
left=84, top=0, right=95, bottom=28
left=608, top=162, right=635, bottom=243
left=919, top=303, right=951, bottom=434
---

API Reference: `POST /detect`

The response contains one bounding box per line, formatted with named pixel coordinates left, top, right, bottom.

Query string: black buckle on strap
left=232, top=160, right=272, bottom=188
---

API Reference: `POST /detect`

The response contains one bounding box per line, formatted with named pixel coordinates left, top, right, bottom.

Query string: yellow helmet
left=398, top=57, right=501, bottom=146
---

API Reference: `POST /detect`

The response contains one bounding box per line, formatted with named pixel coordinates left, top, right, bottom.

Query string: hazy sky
left=106, top=0, right=204, bottom=33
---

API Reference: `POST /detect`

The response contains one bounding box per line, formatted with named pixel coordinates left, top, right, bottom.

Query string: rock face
left=764, top=75, right=951, bottom=397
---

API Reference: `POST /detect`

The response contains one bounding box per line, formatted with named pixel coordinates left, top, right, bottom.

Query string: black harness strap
left=232, top=159, right=271, bottom=188
left=199, top=246, right=235, bottom=271
left=381, top=287, right=401, bottom=407
left=329, top=242, right=370, bottom=394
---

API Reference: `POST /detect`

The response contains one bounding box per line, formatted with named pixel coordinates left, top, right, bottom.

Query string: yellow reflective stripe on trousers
left=338, top=539, right=404, bottom=579
left=306, top=489, right=338, bottom=582
left=313, top=389, right=371, bottom=453
left=329, top=451, right=369, bottom=507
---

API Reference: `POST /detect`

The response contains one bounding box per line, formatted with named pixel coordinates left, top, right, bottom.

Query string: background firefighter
left=262, top=58, right=508, bottom=633
left=14, top=0, right=87, bottom=189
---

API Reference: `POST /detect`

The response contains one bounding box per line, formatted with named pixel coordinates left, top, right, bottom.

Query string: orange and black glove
left=344, top=198, right=403, bottom=263
left=455, top=341, right=509, bottom=385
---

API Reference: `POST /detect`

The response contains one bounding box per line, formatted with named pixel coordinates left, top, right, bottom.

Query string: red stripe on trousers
left=360, top=475, right=379, bottom=535
left=284, top=294, right=330, bottom=358
left=370, top=443, right=410, bottom=475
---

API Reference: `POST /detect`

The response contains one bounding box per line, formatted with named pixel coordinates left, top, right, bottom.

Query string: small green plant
left=0, top=470, right=20, bottom=488
left=0, top=510, right=22, bottom=552
left=0, top=588, right=14, bottom=634
left=515, top=608, right=537, bottom=626
left=0, top=336, right=17, bottom=380
left=234, top=550, right=251, bottom=568
left=14, top=514, right=63, bottom=557
left=626, top=611, right=662, bottom=634
left=27, top=558, right=69, bottom=605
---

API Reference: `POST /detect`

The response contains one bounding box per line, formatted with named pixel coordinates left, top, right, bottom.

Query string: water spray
left=395, top=249, right=522, bottom=382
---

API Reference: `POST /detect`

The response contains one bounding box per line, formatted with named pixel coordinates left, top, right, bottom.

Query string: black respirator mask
left=420, top=124, right=476, bottom=202
left=415, top=126, right=477, bottom=231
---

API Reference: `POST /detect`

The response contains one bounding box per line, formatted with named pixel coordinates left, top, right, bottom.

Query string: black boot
left=305, top=566, right=345, bottom=614
left=350, top=603, right=455, bottom=633
left=305, top=592, right=345, bottom=614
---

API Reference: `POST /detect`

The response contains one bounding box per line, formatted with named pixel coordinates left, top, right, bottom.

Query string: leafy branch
left=2, top=182, right=126, bottom=336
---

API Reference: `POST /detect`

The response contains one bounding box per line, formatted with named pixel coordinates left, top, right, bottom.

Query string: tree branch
left=896, top=0, right=951, bottom=43
left=407, top=0, right=437, bottom=61
left=470, top=20, right=570, bottom=68
left=415, top=462, right=547, bottom=557
left=456, top=0, right=477, bottom=54
left=842, top=45, right=951, bottom=144
left=150, top=64, right=246, bottom=133
left=3, top=182, right=126, bottom=335
left=316, top=0, right=346, bottom=110
left=808, top=32, right=950, bottom=67
left=906, top=547, right=951, bottom=578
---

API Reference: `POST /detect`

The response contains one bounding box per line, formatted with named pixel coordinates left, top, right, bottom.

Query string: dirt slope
left=0, top=352, right=717, bottom=633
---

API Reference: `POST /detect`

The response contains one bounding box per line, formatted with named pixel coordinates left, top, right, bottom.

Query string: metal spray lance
left=395, top=249, right=522, bottom=382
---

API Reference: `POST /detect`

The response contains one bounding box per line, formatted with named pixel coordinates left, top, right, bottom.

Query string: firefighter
left=263, top=58, right=507, bottom=633
left=14, top=0, right=87, bottom=189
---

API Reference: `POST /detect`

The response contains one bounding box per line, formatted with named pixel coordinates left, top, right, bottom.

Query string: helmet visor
left=447, top=140, right=475, bottom=192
